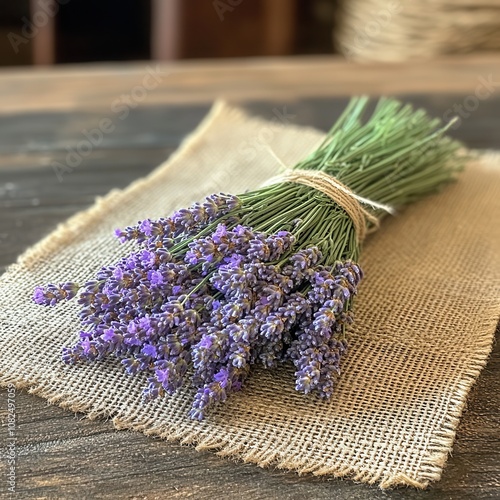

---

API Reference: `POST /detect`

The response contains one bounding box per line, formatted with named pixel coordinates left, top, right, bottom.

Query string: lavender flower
left=33, top=203, right=363, bottom=419
left=33, top=282, right=80, bottom=306
left=32, top=97, right=464, bottom=420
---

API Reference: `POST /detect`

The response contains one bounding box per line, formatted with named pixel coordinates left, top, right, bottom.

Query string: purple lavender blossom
left=32, top=282, right=80, bottom=306
left=34, top=208, right=363, bottom=420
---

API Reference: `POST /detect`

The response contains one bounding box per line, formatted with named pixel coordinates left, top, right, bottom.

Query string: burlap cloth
left=1, top=102, right=500, bottom=489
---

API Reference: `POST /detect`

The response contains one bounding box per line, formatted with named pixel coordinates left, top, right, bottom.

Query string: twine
left=264, top=169, right=394, bottom=243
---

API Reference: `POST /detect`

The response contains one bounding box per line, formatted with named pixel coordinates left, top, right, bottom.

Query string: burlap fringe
left=3, top=289, right=498, bottom=489
left=1, top=100, right=499, bottom=490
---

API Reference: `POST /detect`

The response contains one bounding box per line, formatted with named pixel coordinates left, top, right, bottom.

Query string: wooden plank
left=30, top=0, right=56, bottom=65
left=150, top=0, right=182, bottom=60
left=0, top=54, right=498, bottom=113
left=263, top=0, right=297, bottom=56
left=0, top=94, right=499, bottom=497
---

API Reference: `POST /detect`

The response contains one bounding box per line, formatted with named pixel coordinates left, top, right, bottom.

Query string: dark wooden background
left=0, top=56, right=499, bottom=499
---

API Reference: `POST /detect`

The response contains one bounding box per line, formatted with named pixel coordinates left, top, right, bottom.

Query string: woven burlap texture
left=1, top=102, right=500, bottom=489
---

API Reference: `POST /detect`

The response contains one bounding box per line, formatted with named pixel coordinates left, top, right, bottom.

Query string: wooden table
left=1, top=55, right=499, bottom=499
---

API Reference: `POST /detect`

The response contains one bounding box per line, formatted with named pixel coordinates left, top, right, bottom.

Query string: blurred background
left=0, top=0, right=334, bottom=66
left=2, top=0, right=500, bottom=66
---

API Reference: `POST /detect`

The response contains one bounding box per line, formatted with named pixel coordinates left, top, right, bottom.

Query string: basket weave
left=336, top=0, right=500, bottom=61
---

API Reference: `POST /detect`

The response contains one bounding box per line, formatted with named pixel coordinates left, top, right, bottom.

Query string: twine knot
left=264, top=169, right=395, bottom=243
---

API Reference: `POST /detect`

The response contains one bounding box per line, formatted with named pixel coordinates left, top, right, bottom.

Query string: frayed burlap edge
left=1, top=101, right=499, bottom=490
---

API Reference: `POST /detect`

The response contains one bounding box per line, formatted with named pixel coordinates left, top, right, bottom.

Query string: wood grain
left=0, top=57, right=499, bottom=498
left=0, top=54, right=499, bottom=113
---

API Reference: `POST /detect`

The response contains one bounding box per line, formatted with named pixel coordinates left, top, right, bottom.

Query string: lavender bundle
left=33, top=97, right=464, bottom=419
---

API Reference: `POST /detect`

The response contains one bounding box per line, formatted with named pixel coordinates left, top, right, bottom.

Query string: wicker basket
left=335, top=0, right=500, bottom=61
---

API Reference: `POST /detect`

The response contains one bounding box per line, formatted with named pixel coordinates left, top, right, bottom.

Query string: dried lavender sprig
left=33, top=97, right=464, bottom=419
left=35, top=221, right=362, bottom=419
